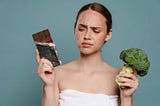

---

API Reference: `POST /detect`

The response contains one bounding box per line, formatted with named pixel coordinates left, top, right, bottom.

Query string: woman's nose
left=84, top=30, right=91, bottom=40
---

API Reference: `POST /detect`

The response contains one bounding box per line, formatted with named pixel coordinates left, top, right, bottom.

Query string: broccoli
left=116, top=48, right=150, bottom=86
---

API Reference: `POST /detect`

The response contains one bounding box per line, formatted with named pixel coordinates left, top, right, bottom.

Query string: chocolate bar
left=32, top=29, right=61, bottom=67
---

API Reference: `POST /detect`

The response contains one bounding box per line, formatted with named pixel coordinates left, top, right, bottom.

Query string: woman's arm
left=42, top=80, right=59, bottom=106
left=36, top=49, right=59, bottom=106
left=120, top=96, right=133, bottom=106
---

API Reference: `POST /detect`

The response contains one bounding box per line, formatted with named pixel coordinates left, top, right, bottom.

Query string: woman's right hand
left=36, top=49, right=55, bottom=87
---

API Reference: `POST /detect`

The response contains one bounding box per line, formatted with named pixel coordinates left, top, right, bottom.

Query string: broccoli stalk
left=116, top=48, right=150, bottom=86
left=120, top=64, right=134, bottom=74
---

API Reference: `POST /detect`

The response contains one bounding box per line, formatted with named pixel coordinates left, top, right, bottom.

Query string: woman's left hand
left=117, top=71, right=139, bottom=98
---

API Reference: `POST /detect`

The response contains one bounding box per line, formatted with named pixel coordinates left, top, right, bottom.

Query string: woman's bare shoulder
left=104, top=63, right=121, bottom=75
left=53, top=60, right=77, bottom=76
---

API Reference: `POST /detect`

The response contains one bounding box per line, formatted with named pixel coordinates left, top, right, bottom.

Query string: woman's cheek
left=75, top=34, right=81, bottom=46
left=75, top=32, right=81, bottom=41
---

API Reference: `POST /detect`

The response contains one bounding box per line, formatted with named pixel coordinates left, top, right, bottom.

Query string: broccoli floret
left=120, top=48, right=150, bottom=77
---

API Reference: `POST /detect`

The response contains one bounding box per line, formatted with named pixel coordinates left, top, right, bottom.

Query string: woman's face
left=74, top=9, right=112, bottom=55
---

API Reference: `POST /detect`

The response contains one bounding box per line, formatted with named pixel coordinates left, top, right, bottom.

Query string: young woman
left=36, top=2, right=139, bottom=106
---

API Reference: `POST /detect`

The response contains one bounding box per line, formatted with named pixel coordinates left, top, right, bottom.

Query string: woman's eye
left=78, top=28, right=85, bottom=31
left=93, top=30, right=100, bottom=33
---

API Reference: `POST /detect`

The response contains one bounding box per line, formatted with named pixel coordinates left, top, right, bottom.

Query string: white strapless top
left=59, top=89, right=118, bottom=106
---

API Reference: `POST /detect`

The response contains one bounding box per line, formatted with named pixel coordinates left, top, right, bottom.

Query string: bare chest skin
left=58, top=65, right=119, bottom=96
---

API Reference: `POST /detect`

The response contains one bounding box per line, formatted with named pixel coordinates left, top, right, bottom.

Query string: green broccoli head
left=120, top=48, right=150, bottom=77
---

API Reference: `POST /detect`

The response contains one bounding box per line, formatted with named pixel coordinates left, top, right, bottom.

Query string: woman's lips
left=81, top=42, right=93, bottom=48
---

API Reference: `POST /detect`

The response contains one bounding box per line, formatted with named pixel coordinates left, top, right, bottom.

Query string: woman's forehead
left=77, top=10, right=106, bottom=27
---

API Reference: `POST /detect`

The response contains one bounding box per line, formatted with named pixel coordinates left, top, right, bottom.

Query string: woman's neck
left=77, top=51, right=104, bottom=71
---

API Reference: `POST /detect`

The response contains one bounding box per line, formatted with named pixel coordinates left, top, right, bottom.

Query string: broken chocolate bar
left=32, top=29, right=61, bottom=67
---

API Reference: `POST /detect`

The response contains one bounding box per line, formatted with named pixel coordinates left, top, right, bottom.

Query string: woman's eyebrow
left=90, top=26, right=101, bottom=30
left=79, top=24, right=101, bottom=29
left=78, top=24, right=87, bottom=28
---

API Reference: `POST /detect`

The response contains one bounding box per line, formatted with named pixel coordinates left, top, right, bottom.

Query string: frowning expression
left=74, top=10, right=111, bottom=55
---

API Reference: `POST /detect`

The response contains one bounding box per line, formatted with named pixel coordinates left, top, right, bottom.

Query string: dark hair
left=74, top=2, right=112, bottom=33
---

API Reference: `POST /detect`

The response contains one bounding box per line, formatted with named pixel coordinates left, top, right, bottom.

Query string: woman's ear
left=105, top=29, right=112, bottom=42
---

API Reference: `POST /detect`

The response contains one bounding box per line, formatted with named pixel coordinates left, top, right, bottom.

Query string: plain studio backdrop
left=0, top=0, right=159, bottom=106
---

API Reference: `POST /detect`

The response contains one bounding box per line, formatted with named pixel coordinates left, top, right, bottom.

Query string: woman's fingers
left=38, top=65, right=53, bottom=75
left=118, top=73, right=137, bottom=80
left=117, top=73, right=139, bottom=88
left=37, top=58, right=54, bottom=76
left=40, top=58, right=53, bottom=67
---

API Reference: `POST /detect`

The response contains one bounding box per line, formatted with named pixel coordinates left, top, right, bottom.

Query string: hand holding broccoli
left=116, top=48, right=150, bottom=87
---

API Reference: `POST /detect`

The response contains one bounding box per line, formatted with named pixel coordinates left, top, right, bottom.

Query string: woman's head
left=74, top=3, right=113, bottom=55
left=74, top=2, right=112, bottom=33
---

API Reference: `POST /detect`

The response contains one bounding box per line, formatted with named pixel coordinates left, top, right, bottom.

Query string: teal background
left=0, top=0, right=159, bottom=106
